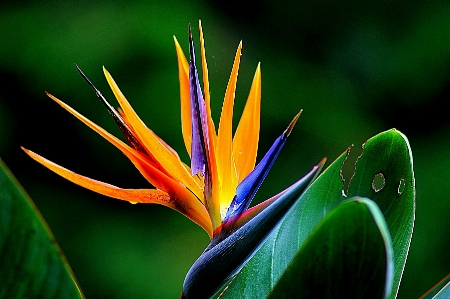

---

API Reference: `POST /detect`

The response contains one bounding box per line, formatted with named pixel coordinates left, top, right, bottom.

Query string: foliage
left=0, top=159, right=83, bottom=299
left=220, top=129, right=414, bottom=299
left=3, top=129, right=440, bottom=299
left=2, top=3, right=450, bottom=297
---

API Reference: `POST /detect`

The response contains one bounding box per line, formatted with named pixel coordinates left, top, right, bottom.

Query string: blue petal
left=181, top=160, right=325, bottom=299
left=189, top=25, right=209, bottom=176
left=224, top=111, right=302, bottom=220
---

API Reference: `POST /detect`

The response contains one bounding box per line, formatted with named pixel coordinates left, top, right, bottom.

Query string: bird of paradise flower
left=23, top=21, right=325, bottom=298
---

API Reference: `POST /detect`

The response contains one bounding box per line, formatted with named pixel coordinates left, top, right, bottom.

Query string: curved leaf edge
left=219, top=128, right=414, bottom=299
left=348, top=128, right=415, bottom=299
left=0, top=158, right=85, bottom=299
left=266, top=197, right=394, bottom=299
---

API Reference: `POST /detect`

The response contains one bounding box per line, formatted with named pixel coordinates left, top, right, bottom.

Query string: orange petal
left=22, top=147, right=212, bottom=236
left=233, top=63, right=261, bottom=183
left=174, top=25, right=222, bottom=228
left=119, top=107, right=181, bottom=159
left=199, top=23, right=221, bottom=227
left=45, top=93, right=203, bottom=201
left=174, top=36, right=193, bottom=157
left=216, top=41, right=242, bottom=214
left=103, top=68, right=202, bottom=197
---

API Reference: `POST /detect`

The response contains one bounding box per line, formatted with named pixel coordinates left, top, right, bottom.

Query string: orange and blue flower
left=23, top=21, right=324, bottom=299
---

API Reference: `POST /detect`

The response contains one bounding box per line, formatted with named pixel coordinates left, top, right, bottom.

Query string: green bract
left=220, top=129, right=415, bottom=299
left=0, top=159, right=84, bottom=299
left=267, top=197, right=393, bottom=299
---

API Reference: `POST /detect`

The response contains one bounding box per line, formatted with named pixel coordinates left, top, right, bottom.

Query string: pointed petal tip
left=22, top=146, right=38, bottom=161
left=284, top=110, right=303, bottom=137
left=253, top=63, right=261, bottom=78
left=21, top=147, right=38, bottom=159
left=307, top=157, right=327, bottom=183
left=75, top=64, right=98, bottom=91
left=188, top=26, right=195, bottom=59
left=315, top=157, right=327, bottom=171
left=188, top=23, right=193, bottom=39
left=319, top=156, right=327, bottom=165
left=75, top=63, right=83, bottom=73
left=45, top=92, right=59, bottom=102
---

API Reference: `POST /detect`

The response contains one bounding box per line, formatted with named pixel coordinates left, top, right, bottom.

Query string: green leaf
left=0, top=159, right=84, bottom=299
left=346, top=129, right=415, bottom=298
left=267, top=197, right=393, bottom=299
left=220, top=129, right=414, bottom=299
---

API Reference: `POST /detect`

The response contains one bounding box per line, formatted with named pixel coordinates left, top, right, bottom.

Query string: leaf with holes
left=219, top=129, right=415, bottom=299
left=0, top=159, right=84, bottom=299
left=266, top=197, right=394, bottom=299
left=347, top=129, right=415, bottom=298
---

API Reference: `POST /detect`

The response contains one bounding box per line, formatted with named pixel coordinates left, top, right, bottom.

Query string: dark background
left=1, top=1, right=449, bottom=298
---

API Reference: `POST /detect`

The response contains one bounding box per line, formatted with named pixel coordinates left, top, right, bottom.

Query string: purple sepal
left=188, top=26, right=209, bottom=176
left=224, top=131, right=288, bottom=220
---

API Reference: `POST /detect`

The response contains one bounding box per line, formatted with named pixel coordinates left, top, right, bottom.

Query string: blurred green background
left=1, top=1, right=449, bottom=298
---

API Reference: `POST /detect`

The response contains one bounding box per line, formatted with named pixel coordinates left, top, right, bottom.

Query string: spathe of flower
left=22, top=21, right=325, bottom=297
left=181, top=160, right=325, bottom=299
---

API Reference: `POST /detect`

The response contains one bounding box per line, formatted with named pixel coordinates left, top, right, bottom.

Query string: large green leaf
left=347, top=130, right=415, bottom=297
left=220, top=129, right=414, bottom=299
left=0, top=159, right=84, bottom=299
left=267, top=197, right=393, bottom=299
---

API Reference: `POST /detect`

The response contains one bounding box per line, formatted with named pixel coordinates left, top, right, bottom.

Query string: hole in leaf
left=398, top=178, right=405, bottom=195
left=340, top=143, right=364, bottom=196
left=372, top=172, right=385, bottom=192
